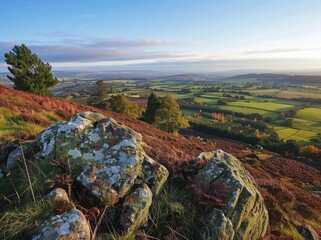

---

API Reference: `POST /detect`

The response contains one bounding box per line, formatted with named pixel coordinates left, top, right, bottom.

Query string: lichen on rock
left=24, top=111, right=169, bottom=235
left=192, top=150, right=269, bottom=240
left=32, top=209, right=90, bottom=240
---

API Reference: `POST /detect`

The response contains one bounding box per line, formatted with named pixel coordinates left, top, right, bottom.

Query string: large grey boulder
left=193, top=150, right=269, bottom=240
left=32, top=209, right=91, bottom=240
left=29, top=112, right=168, bottom=234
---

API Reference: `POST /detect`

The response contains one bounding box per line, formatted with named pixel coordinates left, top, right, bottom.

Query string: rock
left=120, top=184, right=153, bottom=233
left=5, top=140, right=34, bottom=170
left=298, top=224, right=319, bottom=240
left=45, top=188, right=75, bottom=215
left=0, top=140, right=19, bottom=168
left=32, top=209, right=91, bottom=240
left=33, top=112, right=168, bottom=208
left=192, top=150, right=269, bottom=240
left=140, top=154, right=169, bottom=195
left=6, top=147, right=22, bottom=170
left=15, top=112, right=169, bottom=233
left=45, top=188, right=70, bottom=203
left=201, top=209, right=234, bottom=240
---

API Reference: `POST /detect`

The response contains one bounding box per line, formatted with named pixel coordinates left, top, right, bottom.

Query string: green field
left=274, top=127, right=318, bottom=141
left=296, top=108, right=321, bottom=122
left=56, top=77, right=321, bottom=143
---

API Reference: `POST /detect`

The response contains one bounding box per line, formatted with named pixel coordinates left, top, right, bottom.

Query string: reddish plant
left=190, top=179, right=229, bottom=211
left=77, top=205, right=101, bottom=222
left=46, top=173, right=73, bottom=197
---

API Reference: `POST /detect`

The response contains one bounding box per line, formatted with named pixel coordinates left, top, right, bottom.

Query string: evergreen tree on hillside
left=4, top=44, right=58, bottom=96
left=155, top=94, right=189, bottom=133
left=87, top=80, right=108, bottom=107
left=143, top=91, right=161, bottom=123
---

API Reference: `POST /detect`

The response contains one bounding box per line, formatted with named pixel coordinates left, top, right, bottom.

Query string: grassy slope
left=0, top=85, right=320, bottom=239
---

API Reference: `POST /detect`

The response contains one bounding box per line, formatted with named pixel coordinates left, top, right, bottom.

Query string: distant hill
left=230, top=73, right=321, bottom=83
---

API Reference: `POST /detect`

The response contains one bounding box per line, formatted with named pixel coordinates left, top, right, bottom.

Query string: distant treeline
left=230, top=73, right=321, bottom=83
left=181, top=104, right=263, bottom=120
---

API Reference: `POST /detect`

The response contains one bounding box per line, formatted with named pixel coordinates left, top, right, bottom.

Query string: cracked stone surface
left=192, top=150, right=269, bottom=240
left=22, top=112, right=169, bottom=236
left=32, top=209, right=90, bottom=240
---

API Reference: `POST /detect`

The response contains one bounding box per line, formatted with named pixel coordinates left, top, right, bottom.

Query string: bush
left=217, top=99, right=228, bottom=105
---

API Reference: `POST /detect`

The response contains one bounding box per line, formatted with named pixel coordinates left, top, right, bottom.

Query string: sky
left=1, top=0, right=321, bottom=73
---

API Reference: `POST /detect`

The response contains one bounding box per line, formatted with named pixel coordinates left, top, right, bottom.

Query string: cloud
left=0, top=38, right=189, bottom=64
left=61, top=37, right=176, bottom=48
left=242, top=46, right=321, bottom=55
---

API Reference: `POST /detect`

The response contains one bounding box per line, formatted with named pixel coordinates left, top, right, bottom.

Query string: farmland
left=51, top=74, right=321, bottom=144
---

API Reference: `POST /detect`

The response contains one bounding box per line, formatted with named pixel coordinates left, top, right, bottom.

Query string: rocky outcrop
left=4, top=112, right=269, bottom=239
left=25, top=112, right=168, bottom=236
left=33, top=188, right=91, bottom=240
left=192, top=150, right=269, bottom=240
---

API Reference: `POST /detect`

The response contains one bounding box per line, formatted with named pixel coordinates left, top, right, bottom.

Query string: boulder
left=32, top=209, right=91, bottom=240
left=24, top=112, right=168, bottom=233
left=193, top=150, right=269, bottom=240
left=120, top=184, right=153, bottom=233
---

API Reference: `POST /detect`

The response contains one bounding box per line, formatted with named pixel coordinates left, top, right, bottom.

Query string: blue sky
left=1, top=0, right=321, bottom=72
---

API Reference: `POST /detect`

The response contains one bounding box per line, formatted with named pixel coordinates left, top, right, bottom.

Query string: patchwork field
left=51, top=76, right=321, bottom=143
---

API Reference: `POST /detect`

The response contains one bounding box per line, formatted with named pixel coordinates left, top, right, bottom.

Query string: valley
left=50, top=73, right=321, bottom=144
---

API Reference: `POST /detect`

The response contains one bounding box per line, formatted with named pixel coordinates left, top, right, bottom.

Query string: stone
left=120, top=184, right=153, bottom=233
left=5, top=141, right=34, bottom=170
left=140, top=154, right=169, bottom=195
left=19, top=112, right=169, bottom=233
left=45, top=188, right=70, bottom=203
left=192, top=150, right=269, bottom=240
left=32, top=209, right=91, bottom=240
left=201, top=209, right=234, bottom=240
left=298, top=224, right=319, bottom=240
left=6, top=147, right=23, bottom=170
left=32, top=112, right=168, bottom=209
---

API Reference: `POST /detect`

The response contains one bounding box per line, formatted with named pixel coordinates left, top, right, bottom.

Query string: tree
left=108, top=94, right=144, bottom=119
left=87, top=80, right=108, bottom=107
left=217, top=99, right=228, bottom=105
left=143, top=91, right=161, bottom=123
left=284, top=119, right=293, bottom=127
left=4, top=44, right=58, bottom=96
left=155, top=94, right=189, bottom=133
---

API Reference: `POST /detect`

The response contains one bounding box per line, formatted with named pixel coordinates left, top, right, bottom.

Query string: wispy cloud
left=61, top=37, right=176, bottom=48
left=0, top=37, right=188, bottom=64
left=242, top=46, right=321, bottom=55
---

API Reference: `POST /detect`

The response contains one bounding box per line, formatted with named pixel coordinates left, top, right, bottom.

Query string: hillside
left=0, top=84, right=321, bottom=239
left=230, top=73, right=321, bottom=83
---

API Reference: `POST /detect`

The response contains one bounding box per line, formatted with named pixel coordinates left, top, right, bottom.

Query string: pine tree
left=4, top=44, right=58, bottom=96
left=143, top=91, right=161, bottom=123
left=87, top=80, right=108, bottom=107
left=155, top=94, right=189, bottom=133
